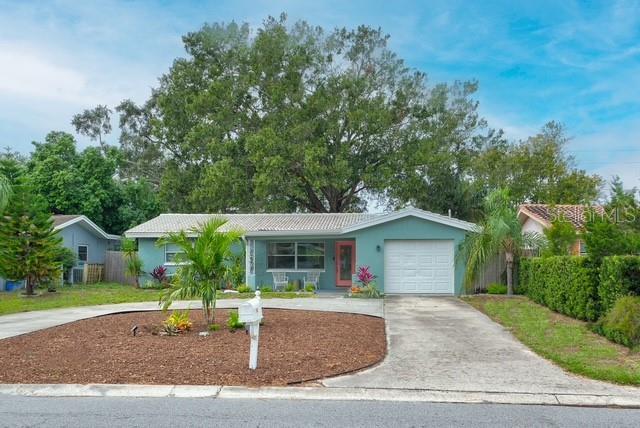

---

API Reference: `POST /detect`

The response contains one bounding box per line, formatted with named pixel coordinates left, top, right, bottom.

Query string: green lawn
left=463, top=295, right=640, bottom=386
left=0, top=283, right=312, bottom=316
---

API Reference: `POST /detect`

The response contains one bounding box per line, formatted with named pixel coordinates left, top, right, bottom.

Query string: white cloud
left=0, top=41, right=90, bottom=104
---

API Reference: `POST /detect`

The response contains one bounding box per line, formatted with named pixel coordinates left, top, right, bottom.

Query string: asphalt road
left=1, top=396, right=640, bottom=428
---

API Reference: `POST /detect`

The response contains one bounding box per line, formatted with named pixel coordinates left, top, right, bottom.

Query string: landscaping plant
left=163, top=309, right=193, bottom=335
left=0, top=182, right=65, bottom=296
left=122, top=237, right=143, bottom=288
left=459, top=188, right=544, bottom=295
left=599, top=256, right=640, bottom=314
left=0, top=173, right=11, bottom=212
left=260, top=286, right=273, bottom=293
left=305, top=283, right=315, bottom=293
left=236, top=284, right=251, bottom=293
left=227, top=310, right=245, bottom=331
left=542, top=218, right=578, bottom=256
left=158, top=218, right=243, bottom=326
left=150, top=265, right=168, bottom=286
left=593, top=296, right=640, bottom=349
left=486, top=283, right=507, bottom=295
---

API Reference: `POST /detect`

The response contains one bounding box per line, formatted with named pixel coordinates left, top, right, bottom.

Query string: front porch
left=245, top=238, right=357, bottom=291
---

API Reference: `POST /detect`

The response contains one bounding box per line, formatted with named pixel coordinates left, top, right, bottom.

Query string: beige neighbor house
left=517, top=204, right=606, bottom=256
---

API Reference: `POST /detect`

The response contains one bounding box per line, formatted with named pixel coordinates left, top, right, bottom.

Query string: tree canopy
left=6, top=15, right=605, bottom=229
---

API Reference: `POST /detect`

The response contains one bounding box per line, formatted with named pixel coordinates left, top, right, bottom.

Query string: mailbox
left=238, top=290, right=263, bottom=370
left=238, top=291, right=263, bottom=324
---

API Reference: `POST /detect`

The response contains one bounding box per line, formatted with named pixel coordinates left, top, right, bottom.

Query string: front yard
left=463, top=295, right=640, bottom=385
left=0, top=309, right=386, bottom=386
left=0, top=283, right=312, bottom=316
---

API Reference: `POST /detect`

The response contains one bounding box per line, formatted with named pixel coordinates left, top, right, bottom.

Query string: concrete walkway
left=323, top=297, right=640, bottom=401
left=0, top=297, right=383, bottom=339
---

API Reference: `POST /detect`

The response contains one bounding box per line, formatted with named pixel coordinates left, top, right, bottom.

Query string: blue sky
left=1, top=0, right=639, bottom=191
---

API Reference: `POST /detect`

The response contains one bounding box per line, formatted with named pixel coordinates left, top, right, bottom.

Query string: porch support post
left=244, top=237, right=250, bottom=286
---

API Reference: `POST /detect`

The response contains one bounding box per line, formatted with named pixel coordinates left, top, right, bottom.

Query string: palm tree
left=158, top=218, right=243, bottom=326
left=460, top=189, right=543, bottom=295
left=0, top=174, right=11, bottom=212
left=122, top=238, right=143, bottom=288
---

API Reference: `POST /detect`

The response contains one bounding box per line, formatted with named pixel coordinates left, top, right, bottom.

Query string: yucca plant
left=157, top=218, right=243, bottom=326
left=459, top=189, right=544, bottom=295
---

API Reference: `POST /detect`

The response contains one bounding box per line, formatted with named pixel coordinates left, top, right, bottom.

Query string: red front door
left=336, top=241, right=356, bottom=287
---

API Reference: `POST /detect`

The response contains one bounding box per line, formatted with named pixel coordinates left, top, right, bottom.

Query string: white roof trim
left=516, top=207, right=551, bottom=228
left=54, top=215, right=120, bottom=240
left=341, top=207, right=478, bottom=233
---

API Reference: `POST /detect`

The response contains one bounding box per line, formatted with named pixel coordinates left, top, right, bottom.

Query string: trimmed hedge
left=520, top=256, right=599, bottom=321
left=593, top=296, right=640, bottom=348
left=599, top=256, right=640, bottom=314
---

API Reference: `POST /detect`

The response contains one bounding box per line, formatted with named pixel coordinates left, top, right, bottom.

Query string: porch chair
left=305, top=271, right=321, bottom=292
left=272, top=272, right=289, bottom=292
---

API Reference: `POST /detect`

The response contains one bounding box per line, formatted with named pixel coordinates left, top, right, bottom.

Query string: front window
left=77, top=245, right=88, bottom=264
left=267, top=242, right=325, bottom=270
left=165, top=244, right=185, bottom=264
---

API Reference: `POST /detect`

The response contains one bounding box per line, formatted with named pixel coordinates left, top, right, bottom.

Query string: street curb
left=1, top=384, right=639, bottom=408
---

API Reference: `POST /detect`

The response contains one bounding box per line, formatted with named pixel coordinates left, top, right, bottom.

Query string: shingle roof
left=51, top=215, right=82, bottom=228
left=124, top=208, right=478, bottom=238
left=125, top=213, right=381, bottom=237
left=518, top=204, right=606, bottom=230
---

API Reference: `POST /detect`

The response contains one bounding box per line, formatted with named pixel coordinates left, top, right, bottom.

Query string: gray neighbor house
left=0, top=215, right=120, bottom=291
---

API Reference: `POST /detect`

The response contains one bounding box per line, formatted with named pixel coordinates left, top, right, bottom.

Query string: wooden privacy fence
left=104, top=251, right=136, bottom=285
left=470, top=255, right=506, bottom=293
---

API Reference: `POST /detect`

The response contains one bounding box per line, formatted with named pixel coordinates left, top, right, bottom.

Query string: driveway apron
left=323, top=296, right=639, bottom=397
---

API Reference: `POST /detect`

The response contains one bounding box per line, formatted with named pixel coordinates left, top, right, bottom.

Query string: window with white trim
left=267, top=242, right=325, bottom=270
left=164, top=244, right=185, bottom=264
left=77, top=245, right=88, bottom=264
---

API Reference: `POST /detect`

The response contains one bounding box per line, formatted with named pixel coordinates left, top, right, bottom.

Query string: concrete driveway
left=323, top=296, right=640, bottom=398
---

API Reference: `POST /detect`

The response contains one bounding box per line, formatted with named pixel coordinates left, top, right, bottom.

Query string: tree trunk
left=25, top=276, right=35, bottom=296
left=505, top=251, right=514, bottom=296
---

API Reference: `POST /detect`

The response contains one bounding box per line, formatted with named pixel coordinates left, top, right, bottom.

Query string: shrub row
left=598, top=256, right=640, bottom=314
left=520, top=257, right=599, bottom=321
left=592, top=296, right=640, bottom=348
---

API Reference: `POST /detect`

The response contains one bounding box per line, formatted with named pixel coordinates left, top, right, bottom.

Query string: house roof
left=124, top=208, right=477, bottom=238
left=517, top=204, right=606, bottom=230
left=52, top=215, right=120, bottom=240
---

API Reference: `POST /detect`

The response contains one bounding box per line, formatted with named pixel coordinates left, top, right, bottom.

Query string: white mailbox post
left=238, top=290, right=263, bottom=370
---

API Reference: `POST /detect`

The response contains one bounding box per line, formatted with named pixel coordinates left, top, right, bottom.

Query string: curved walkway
left=0, top=297, right=383, bottom=340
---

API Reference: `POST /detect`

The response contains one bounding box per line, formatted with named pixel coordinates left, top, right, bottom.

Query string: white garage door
left=384, top=240, right=455, bottom=294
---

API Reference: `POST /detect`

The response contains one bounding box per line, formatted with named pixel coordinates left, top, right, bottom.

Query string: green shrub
left=522, top=256, right=599, bottom=321
left=304, top=283, right=315, bottom=292
left=227, top=309, right=245, bottom=330
left=487, top=283, right=507, bottom=295
left=593, top=296, right=640, bottom=348
left=361, top=282, right=382, bottom=298
left=260, top=286, right=273, bottom=293
left=284, top=282, right=297, bottom=292
left=208, top=323, right=221, bottom=332
left=236, top=284, right=252, bottom=293
left=599, top=256, right=640, bottom=314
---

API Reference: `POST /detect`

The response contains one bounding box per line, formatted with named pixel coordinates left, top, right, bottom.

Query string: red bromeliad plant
left=151, top=265, right=168, bottom=285
left=357, top=266, right=376, bottom=286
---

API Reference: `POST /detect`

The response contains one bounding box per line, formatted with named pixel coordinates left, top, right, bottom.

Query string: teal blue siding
left=250, top=238, right=341, bottom=290
left=350, top=216, right=469, bottom=295
left=137, top=238, right=245, bottom=285
left=134, top=215, right=470, bottom=295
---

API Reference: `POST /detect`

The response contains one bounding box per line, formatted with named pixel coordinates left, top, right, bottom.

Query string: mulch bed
left=0, top=309, right=386, bottom=386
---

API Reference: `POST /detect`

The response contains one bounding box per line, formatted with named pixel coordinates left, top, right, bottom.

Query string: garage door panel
left=384, top=240, right=454, bottom=294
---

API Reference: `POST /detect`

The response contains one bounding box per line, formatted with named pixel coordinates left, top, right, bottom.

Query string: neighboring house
left=517, top=204, right=605, bottom=256
left=124, top=208, right=476, bottom=295
left=1, top=215, right=120, bottom=290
